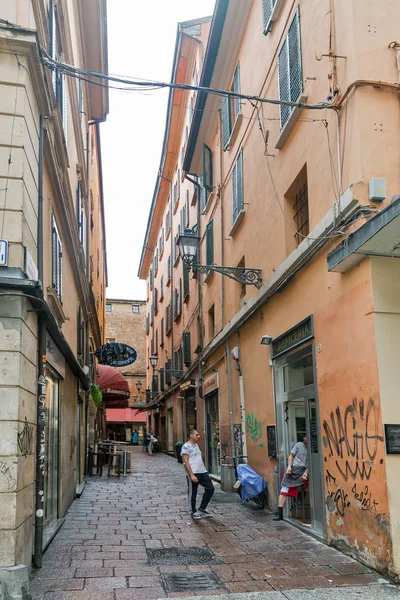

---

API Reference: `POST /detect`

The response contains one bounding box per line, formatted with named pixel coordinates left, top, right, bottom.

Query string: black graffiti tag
left=352, top=483, right=379, bottom=512
left=325, top=470, right=350, bottom=516
left=322, top=398, right=383, bottom=481
left=18, top=417, right=34, bottom=457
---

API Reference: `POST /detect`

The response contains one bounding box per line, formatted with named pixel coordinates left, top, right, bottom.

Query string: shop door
left=274, top=346, right=324, bottom=537
left=206, top=393, right=220, bottom=476
left=44, top=372, right=59, bottom=544
left=167, top=408, right=174, bottom=452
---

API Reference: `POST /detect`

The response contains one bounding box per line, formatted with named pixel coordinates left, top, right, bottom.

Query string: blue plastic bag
left=237, top=464, right=267, bottom=502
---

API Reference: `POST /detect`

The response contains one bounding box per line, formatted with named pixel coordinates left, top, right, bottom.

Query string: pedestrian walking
left=181, top=429, right=214, bottom=520
left=132, top=430, right=139, bottom=445
left=273, top=436, right=309, bottom=521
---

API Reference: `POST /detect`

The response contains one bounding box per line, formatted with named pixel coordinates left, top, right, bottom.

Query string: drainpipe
left=217, top=109, right=225, bottom=327
left=34, top=115, right=46, bottom=568
left=236, top=333, right=247, bottom=457
left=225, top=339, right=235, bottom=455
left=85, top=129, right=90, bottom=476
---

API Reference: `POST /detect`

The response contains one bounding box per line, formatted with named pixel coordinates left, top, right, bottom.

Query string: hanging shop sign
left=271, top=316, right=313, bottom=359
left=95, top=343, right=137, bottom=367
left=180, top=379, right=196, bottom=392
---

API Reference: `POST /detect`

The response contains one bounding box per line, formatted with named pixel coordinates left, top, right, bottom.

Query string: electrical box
left=369, top=178, right=386, bottom=202
left=0, top=240, right=8, bottom=266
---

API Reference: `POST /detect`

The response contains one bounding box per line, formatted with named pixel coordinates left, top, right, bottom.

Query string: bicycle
left=221, top=455, right=268, bottom=510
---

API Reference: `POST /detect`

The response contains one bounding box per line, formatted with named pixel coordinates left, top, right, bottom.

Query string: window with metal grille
left=232, top=150, right=244, bottom=225
left=52, top=216, right=62, bottom=300
left=183, top=332, right=191, bottom=366
left=261, top=0, right=277, bottom=34
left=278, top=8, right=302, bottom=130
left=202, top=144, right=213, bottom=193
left=206, top=220, right=214, bottom=266
left=293, top=181, right=309, bottom=245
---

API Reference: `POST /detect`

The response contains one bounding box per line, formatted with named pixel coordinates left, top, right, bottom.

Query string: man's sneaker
left=191, top=511, right=202, bottom=520
left=198, top=508, right=213, bottom=518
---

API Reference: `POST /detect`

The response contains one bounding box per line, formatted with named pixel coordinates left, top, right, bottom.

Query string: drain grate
left=147, top=547, right=218, bottom=565
left=161, top=572, right=225, bottom=593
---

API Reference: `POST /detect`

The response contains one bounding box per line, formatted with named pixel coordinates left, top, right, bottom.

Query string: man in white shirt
left=181, top=429, right=214, bottom=520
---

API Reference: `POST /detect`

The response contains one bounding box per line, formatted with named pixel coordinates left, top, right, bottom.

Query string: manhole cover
left=147, top=547, right=217, bottom=565
left=161, top=572, right=225, bottom=593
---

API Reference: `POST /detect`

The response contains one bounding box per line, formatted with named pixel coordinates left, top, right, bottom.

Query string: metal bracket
left=194, top=265, right=262, bottom=288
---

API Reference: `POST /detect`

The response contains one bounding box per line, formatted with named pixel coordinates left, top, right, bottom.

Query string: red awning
left=97, top=365, right=130, bottom=408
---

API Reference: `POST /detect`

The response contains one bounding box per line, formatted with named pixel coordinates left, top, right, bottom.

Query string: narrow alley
left=30, top=449, right=397, bottom=600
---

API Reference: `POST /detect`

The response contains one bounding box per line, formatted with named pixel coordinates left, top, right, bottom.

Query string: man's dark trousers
left=187, top=472, right=214, bottom=513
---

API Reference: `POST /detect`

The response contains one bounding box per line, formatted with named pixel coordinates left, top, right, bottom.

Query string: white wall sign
left=24, top=247, right=38, bottom=281
left=0, top=240, right=8, bottom=266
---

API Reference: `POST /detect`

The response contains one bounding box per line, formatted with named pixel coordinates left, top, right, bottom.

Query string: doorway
left=167, top=408, right=174, bottom=452
left=205, top=392, right=220, bottom=476
left=44, top=370, right=60, bottom=545
left=274, top=345, right=324, bottom=537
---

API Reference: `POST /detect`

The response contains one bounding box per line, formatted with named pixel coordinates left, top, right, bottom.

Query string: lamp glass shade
left=135, top=380, right=142, bottom=391
left=150, top=354, right=158, bottom=368
left=177, top=229, right=200, bottom=265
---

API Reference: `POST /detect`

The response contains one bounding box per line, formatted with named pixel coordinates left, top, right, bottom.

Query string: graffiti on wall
left=18, top=417, right=34, bottom=456
left=246, top=413, right=264, bottom=447
left=323, top=397, right=385, bottom=525
left=0, top=461, right=17, bottom=490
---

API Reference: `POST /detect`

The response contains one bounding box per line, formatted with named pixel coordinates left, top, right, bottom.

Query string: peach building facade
left=0, top=0, right=108, bottom=586
left=140, top=0, right=400, bottom=579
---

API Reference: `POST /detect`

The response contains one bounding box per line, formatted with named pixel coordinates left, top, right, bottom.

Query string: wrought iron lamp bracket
left=193, top=264, right=262, bottom=288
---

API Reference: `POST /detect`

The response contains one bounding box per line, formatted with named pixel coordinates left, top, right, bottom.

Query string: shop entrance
left=167, top=408, right=174, bottom=452
left=274, top=345, right=324, bottom=537
left=205, top=392, right=220, bottom=477
left=44, top=370, right=60, bottom=546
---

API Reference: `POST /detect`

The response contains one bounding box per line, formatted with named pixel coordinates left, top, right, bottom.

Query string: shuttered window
left=180, top=207, right=185, bottom=232
left=185, top=191, right=190, bottom=227
left=177, top=169, right=181, bottom=200
left=155, top=328, right=158, bottom=350
left=160, top=317, right=164, bottom=346
left=77, top=306, right=84, bottom=358
left=160, top=368, right=165, bottom=391
left=262, top=0, right=276, bottom=33
left=183, top=261, right=190, bottom=299
left=206, top=220, right=214, bottom=266
left=201, top=185, right=208, bottom=214
left=152, top=375, right=158, bottom=393
left=167, top=255, right=171, bottom=282
left=165, top=360, right=172, bottom=385
left=221, top=95, right=231, bottom=150
left=232, top=149, right=244, bottom=224
left=278, top=8, right=302, bottom=129
left=202, top=144, right=213, bottom=193
left=52, top=216, right=62, bottom=300
left=178, top=346, right=184, bottom=372
left=149, top=268, right=153, bottom=289
left=77, top=182, right=84, bottom=245
left=183, top=332, right=191, bottom=366
left=146, top=314, right=149, bottom=335
left=233, top=63, right=241, bottom=120
left=174, top=279, right=182, bottom=321
left=160, top=276, right=164, bottom=300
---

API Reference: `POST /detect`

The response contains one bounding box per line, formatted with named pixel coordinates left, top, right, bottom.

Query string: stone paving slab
left=30, top=448, right=397, bottom=599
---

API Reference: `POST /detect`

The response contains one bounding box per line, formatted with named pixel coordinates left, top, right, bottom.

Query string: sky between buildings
left=101, top=0, right=216, bottom=301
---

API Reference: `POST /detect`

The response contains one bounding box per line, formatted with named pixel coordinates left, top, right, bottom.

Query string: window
left=77, top=306, right=85, bottom=358
left=180, top=207, right=185, bottom=232
left=167, top=256, right=171, bottom=283
left=153, top=288, right=158, bottom=315
left=221, top=63, right=241, bottom=150
left=202, top=144, right=213, bottom=193
left=183, top=331, right=191, bottom=366
left=77, top=182, right=84, bottom=245
left=106, top=303, right=112, bottom=312
left=278, top=8, right=302, bottom=129
left=174, top=279, right=182, bottom=321
left=185, top=191, right=190, bottom=227
left=146, top=314, right=150, bottom=335
left=166, top=302, right=172, bottom=335
left=149, top=267, right=153, bottom=290
left=284, top=164, right=309, bottom=253
left=155, top=328, right=158, bottom=351
left=262, top=0, right=284, bottom=34
left=52, top=216, right=62, bottom=299
left=165, top=210, right=171, bottom=238
left=208, top=304, right=215, bottom=339
left=160, top=276, right=164, bottom=301
left=189, top=96, right=194, bottom=124
left=154, top=249, right=159, bottom=275
left=183, top=261, right=190, bottom=300
left=165, top=359, right=172, bottom=385
left=206, top=220, right=214, bottom=266
left=160, top=368, right=165, bottom=391
left=232, top=149, right=244, bottom=225
left=160, top=318, right=164, bottom=347
left=132, top=304, right=140, bottom=313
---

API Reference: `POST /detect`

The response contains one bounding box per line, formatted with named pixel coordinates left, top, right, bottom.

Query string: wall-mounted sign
left=24, top=247, right=38, bottom=281
left=46, top=333, right=65, bottom=378
left=271, top=316, right=313, bottom=359
left=0, top=240, right=8, bottom=266
left=385, top=424, right=400, bottom=454
left=95, top=343, right=137, bottom=367
left=202, top=373, right=219, bottom=396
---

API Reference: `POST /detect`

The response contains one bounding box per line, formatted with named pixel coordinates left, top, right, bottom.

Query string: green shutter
left=221, top=95, right=231, bottom=150
left=183, top=332, right=191, bottom=366
left=232, top=151, right=244, bottom=224
left=166, top=360, right=172, bottom=385
left=183, top=261, right=190, bottom=298
left=152, top=375, right=158, bottom=393
left=160, top=368, right=165, bottom=391
left=206, top=220, right=214, bottom=266
left=202, top=143, right=213, bottom=192
left=233, top=63, right=241, bottom=118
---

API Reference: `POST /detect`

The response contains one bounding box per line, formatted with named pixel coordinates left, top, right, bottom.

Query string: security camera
left=260, top=335, right=273, bottom=346
left=231, top=346, right=239, bottom=361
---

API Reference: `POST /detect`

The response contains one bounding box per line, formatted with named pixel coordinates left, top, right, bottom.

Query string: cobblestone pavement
left=30, top=448, right=396, bottom=600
